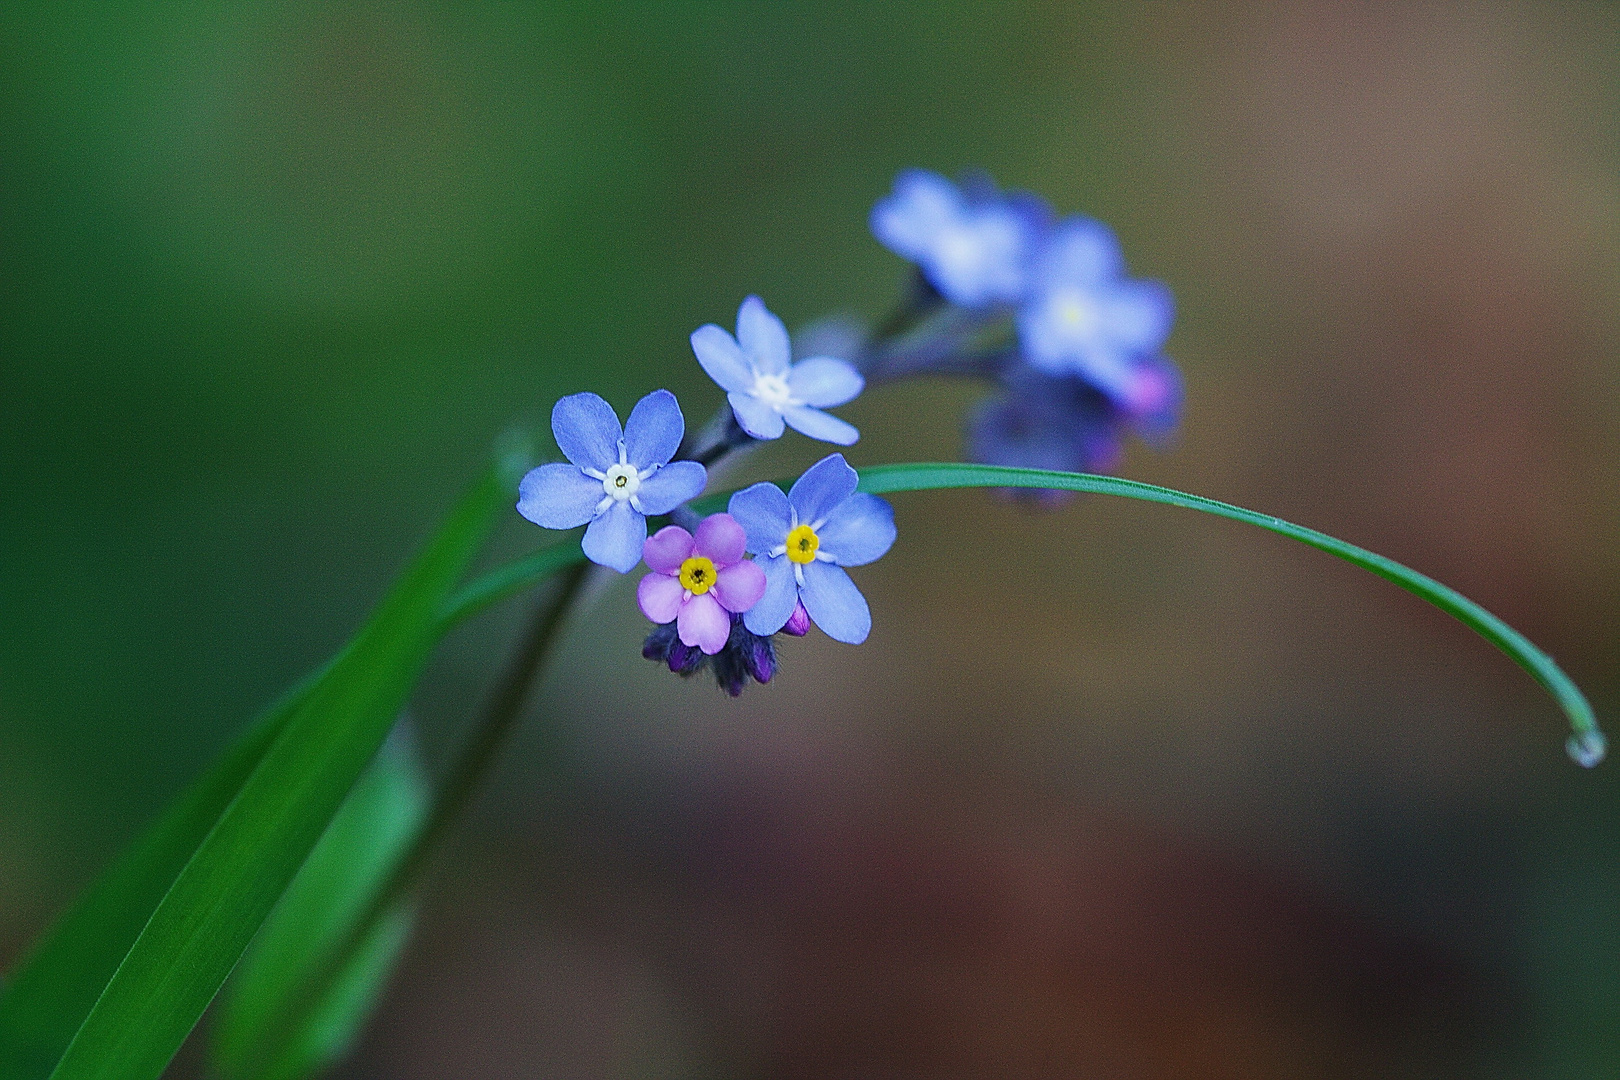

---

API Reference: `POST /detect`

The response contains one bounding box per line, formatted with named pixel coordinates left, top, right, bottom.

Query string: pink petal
left=712, top=559, right=766, bottom=613
left=677, top=593, right=731, bottom=655
left=642, top=525, right=693, bottom=575
left=636, top=572, right=684, bottom=624
left=693, top=512, right=747, bottom=566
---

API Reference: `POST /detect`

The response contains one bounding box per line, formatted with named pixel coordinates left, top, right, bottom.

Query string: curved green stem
left=441, top=462, right=1605, bottom=765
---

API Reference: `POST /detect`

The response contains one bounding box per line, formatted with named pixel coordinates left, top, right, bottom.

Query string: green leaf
left=210, top=731, right=428, bottom=1080
left=38, top=468, right=505, bottom=1080
left=0, top=667, right=324, bottom=1080
left=202, top=554, right=593, bottom=1078
left=0, top=491, right=559, bottom=1080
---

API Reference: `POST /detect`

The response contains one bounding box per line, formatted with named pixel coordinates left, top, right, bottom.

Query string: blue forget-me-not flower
left=691, top=296, right=865, bottom=445
left=727, top=453, right=896, bottom=644
left=517, top=390, right=707, bottom=573
left=1017, top=217, right=1175, bottom=412
left=870, top=169, right=1048, bottom=308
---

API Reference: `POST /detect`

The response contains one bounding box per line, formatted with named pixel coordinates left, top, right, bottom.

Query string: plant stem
left=406, top=558, right=591, bottom=885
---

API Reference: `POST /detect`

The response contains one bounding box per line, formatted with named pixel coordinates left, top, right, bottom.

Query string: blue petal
left=788, top=453, right=858, bottom=524
left=782, top=405, right=858, bottom=446
left=691, top=324, right=754, bottom=394
left=736, top=295, right=791, bottom=375
left=787, top=356, right=864, bottom=408
left=729, top=482, right=790, bottom=553
left=727, top=391, right=786, bottom=440
left=635, top=460, right=707, bottom=515
left=1098, top=280, right=1174, bottom=352
left=1036, top=216, right=1124, bottom=286
left=799, top=561, right=872, bottom=644
left=516, top=463, right=603, bottom=530
left=581, top=500, right=645, bottom=573
left=934, top=207, right=1032, bottom=306
left=551, top=392, right=622, bottom=471
left=816, top=493, right=895, bottom=567
left=870, top=169, right=959, bottom=260
left=742, top=554, right=798, bottom=635
left=623, top=388, right=685, bottom=469
left=727, top=481, right=792, bottom=554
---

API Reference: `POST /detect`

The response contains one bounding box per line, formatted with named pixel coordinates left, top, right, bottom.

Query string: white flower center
left=602, top=463, right=641, bottom=501
left=751, top=371, right=797, bottom=409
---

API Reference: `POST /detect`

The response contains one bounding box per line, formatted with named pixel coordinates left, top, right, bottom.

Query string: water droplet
left=1567, top=731, right=1607, bottom=768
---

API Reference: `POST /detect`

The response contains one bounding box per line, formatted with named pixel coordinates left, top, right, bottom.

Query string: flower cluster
left=516, top=168, right=1179, bottom=693
left=872, top=169, right=1181, bottom=486
left=517, top=320, right=890, bottom=693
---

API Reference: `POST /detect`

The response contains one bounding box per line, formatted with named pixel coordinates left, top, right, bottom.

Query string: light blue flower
left=870, top=169, right=1048, bottom=308
left=517, top=390, right=707, bottom=573
left=1017, top=217, right=1175, bottom=408
left=726, top=453, right=896, bottom=644
left=691, top=296, right=864, bottom=446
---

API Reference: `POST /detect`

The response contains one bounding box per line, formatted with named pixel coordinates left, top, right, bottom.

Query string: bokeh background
left=4, top=2, right=1619, bottom=1076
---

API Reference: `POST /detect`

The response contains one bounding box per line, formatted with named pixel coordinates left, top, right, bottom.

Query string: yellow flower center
left=679, top=556, right=716, bottom=594
left=786, top=523, right=820, bottom=564
left=1054, top=289, right=1098, bottom=334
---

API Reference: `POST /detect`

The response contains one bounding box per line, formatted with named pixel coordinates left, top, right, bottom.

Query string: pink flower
left=636, top=513, right=767, bottom=655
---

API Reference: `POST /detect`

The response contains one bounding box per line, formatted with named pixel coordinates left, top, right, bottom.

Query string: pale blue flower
left=691, top=296, right=864, bottom=445
left=1017, top=217, right=1175, bottom=408
left=870, top=169, right=1048, bottom=307
left=516, top=390, right=706, bottom=573
left=726, top=453, right=895, bottom=644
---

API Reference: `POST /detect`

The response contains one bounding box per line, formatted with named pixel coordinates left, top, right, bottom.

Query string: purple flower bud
left=642, top=614, right=778, bottom=695
left=783, top=602, right=811, bottom=637
left=641, top=623, right=704, bottom=675
left=666, top=639, right=703, bottom=675
left=744, top=634, right=776, bottom=684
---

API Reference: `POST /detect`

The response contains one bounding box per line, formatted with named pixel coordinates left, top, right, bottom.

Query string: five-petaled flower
left=1017, top=218, right=1175, bottom=411
left=691, top=296, right=864, bottom=445
left=727, top=453, right=896, bottom=644
left=870, top=169, right=1048, bottom=308
left=517, top=390, right=707, bottom=573
left=637, top=513, right=767, bottom=655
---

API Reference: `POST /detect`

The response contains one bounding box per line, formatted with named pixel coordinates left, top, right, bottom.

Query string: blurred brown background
left=3, top=2, right=1618, bottom=1077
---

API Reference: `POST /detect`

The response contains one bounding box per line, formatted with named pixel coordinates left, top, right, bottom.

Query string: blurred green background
left=4, top=2, right=1620, bottom=1076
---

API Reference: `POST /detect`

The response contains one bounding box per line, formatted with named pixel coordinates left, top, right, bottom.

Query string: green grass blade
left=0, top=499, right=560, bottom=1080
left=438, top=539, right=585, bottom=628
left=0, top=663, right=328, bottom=1080
left=210, top=732, right=428, bottom=1080
left=204, top=558, right=592, bottom=1079
left=452, top=462, right=1605, bottom=764
left=42, top=469, right=505, bottom=1080
left=853, top=463, right=1605, bottom=765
